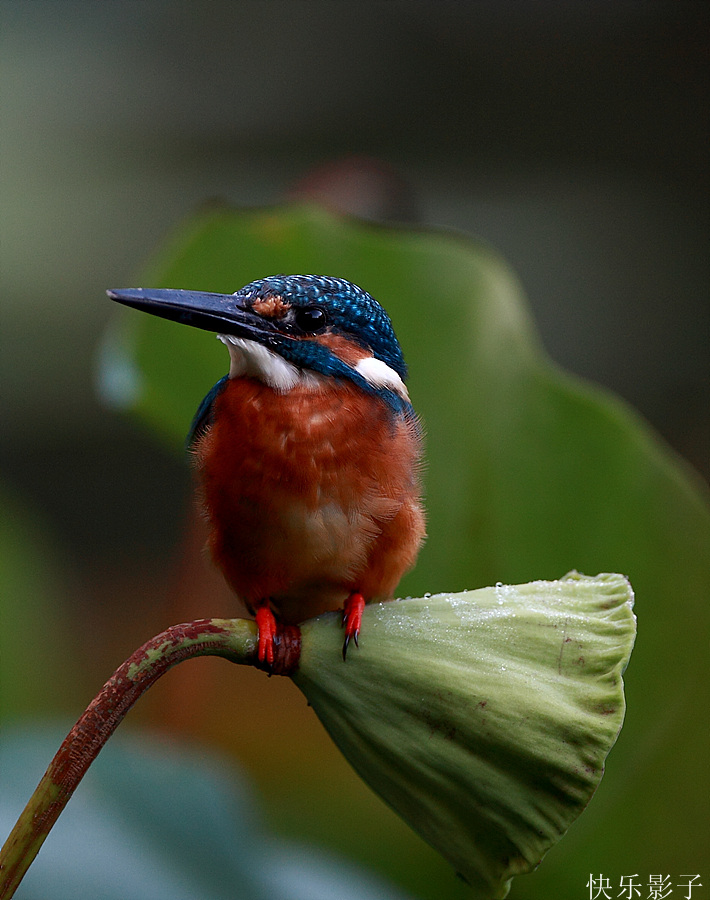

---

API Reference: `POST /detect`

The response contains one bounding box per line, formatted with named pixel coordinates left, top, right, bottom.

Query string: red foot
left=255, top=602, right=277, bottom=667
left=342, top=592, right=366, bottom=660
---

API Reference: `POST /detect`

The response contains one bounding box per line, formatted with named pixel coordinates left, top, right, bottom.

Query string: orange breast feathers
left=192, top=377, right=425, bottom=625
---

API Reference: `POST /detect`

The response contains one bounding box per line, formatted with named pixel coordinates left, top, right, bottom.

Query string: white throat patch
left=218, top=334, right=409, bottom=401
left=218, top=335, right=322, bottom=392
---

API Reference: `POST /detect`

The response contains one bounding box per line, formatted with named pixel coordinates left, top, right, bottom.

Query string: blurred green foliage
left=1, top=725, right=411, bottom=900
left=94, top=203, right=708, bottom=897
left=0, top=487, right=79, bottom=721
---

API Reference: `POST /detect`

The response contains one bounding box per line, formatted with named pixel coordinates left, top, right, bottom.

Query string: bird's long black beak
left=107, top=288, right=279, bottom=341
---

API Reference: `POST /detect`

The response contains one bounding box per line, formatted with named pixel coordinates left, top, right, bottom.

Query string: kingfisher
left=107, top=275, right=425, bottom=665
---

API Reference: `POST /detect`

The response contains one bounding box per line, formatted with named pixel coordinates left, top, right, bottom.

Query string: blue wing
left=186, top=375, right=229, bottom=448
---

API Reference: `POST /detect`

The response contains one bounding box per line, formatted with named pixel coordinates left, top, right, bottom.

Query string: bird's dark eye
left=293, top=306, right=327, bottom=334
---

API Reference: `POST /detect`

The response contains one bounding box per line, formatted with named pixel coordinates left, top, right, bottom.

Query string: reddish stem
left=0, top=617, right=300, bottom=898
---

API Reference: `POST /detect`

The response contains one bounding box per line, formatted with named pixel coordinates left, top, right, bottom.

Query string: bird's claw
left=255, top=602, right=277, bottom=669
left=342, top=592, right=365, bottom=660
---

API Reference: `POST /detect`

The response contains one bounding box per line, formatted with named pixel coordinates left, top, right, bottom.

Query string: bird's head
left=108, top=275, right=410, bottom=409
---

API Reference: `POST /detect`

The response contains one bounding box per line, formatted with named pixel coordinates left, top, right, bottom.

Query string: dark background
left=2, top=2, right=708, bottom=572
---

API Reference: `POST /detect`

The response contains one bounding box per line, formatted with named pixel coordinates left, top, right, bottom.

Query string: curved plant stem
left=0, top=617, right=300, bottom=899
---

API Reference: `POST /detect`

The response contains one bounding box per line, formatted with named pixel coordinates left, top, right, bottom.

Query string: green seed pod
left=293, top=572, right=636, bottom=899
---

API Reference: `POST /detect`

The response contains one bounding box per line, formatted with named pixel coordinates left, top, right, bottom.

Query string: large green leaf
left=99, top=204, right=709, bottom=896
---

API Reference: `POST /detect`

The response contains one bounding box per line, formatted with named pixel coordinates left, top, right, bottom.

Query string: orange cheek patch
left=252, top=295, right=291, bottom=318
left=315, top=332, right=371, bottom=366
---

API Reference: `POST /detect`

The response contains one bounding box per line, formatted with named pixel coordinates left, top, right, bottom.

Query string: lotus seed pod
left=292, top=572, right=636, bottom=899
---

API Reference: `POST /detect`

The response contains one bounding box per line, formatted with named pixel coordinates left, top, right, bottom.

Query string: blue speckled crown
left=236, top=275, right=407, bottom=380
